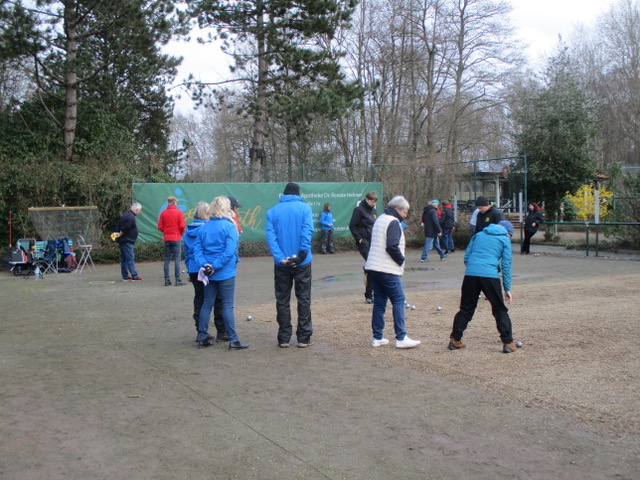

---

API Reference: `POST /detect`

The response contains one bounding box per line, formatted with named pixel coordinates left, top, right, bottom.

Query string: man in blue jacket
left=448, top=220, right=520, bottom=353
left=266, top=183, right=314, bottom=348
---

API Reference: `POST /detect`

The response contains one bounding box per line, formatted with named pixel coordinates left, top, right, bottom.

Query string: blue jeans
left=368, top=270, right=406, bottom=341
left=421, top=236, right=445, bottom=260
left=119, top=242, right=138, bottom=279
left=163, top=241, right=182, bottom=282
left=198, top=277, right=238, bottom=342
left=442, top=228, right=454, bottom=251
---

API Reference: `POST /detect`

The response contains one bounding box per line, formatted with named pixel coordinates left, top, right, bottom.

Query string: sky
left=509, top=0, right=616, bottom=63
left=168, top=0, right=619, bottom=112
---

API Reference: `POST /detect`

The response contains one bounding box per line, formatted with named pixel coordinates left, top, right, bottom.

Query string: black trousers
left=189, top=272, right=225, bottom=334
left=522, top=230, right=536, bottom=254
left=321, top=229, right=335, bottom=253
left=451, top=275, right=513, bottom=344
left=274, top=262, right=312, bottom=344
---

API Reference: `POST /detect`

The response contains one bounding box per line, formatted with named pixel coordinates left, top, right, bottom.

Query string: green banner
left=132, top=182, right=383, bottom=243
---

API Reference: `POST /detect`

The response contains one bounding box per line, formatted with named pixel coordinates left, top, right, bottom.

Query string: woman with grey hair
left=194, top=197, right=248, bottom=349
left=364, top=195, right=421, bottom=349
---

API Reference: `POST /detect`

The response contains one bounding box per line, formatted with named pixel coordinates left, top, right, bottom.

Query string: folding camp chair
left=40, top=239, right=59, bottom=274
left=74, top=234, right=96, bottom=273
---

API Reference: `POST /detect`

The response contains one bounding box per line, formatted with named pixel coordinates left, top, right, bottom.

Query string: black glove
left=296, top=250, right=307, bottom=264
left=203, top=265, right=214, bottom=276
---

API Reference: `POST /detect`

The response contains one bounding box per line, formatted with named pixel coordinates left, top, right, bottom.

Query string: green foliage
left=514, top=48, right=597, bottom=220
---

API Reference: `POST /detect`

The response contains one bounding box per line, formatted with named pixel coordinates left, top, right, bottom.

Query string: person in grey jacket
left=448, top=221, right=520, bottom=354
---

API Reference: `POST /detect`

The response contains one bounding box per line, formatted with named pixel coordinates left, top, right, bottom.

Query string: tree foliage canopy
left=513, top=49, right=597, bottom=218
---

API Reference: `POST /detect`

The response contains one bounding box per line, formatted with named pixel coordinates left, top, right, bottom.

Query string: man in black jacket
left=474, top=196, right=505, bottom=234
left=420, top=200, right=447, bottom=262
left=115, top=202, right=143, bottom=281
left=349, top=191, right=378, bottom=303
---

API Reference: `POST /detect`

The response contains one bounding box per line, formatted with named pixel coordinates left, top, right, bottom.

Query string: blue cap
left=498, top=220, right=514, bottom=236
left=431, top=199, right=439, bottom=205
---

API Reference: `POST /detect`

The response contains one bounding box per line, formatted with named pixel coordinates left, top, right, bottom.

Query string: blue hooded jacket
left=266, top=194, right=314, bottom=266
left=463, top=223, right=512, bottom=291
left=183, top=220, right=206, bottom=274
left=194, top=217, right=238, bottom=281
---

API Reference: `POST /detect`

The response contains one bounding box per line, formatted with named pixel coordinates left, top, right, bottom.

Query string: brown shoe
left=448, top=337, right=466, bottom=350
left=503, top=342, right=517, bottom=353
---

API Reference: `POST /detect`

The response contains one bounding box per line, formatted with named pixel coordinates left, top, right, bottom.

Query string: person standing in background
left=420, top=199, right=447, bottom=262
left=522, top=202, right=544, bottom=254
left=349, top=191, right=378, bottom=303
left=320, top=203, right=335, bottom=254
left=115, top=203, right=143, bottom=281
left=158, top=196, right=186, bottom=286
left=474, top=196, right=504, bottom=233
left=440, top=200, right=455, bottom=254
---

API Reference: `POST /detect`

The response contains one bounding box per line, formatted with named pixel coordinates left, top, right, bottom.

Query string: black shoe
left=229, top=340, right=249, bottom=349
left=216, top=333, right=230, bottom=342
left=175, top=280, right=185, bottom=286
left=197, top=339, right=214, bottom=348
left=164, top=279, right=171, bottom=286
left=365, top=297, right=373, bottom=304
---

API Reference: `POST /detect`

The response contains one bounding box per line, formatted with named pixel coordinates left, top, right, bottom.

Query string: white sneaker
left=395, top=336, right=421, bottom=349
left=372, top=338, right=390, bottom=347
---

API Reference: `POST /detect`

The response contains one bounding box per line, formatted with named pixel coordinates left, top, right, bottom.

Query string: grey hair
left=388, top=195, right=410, bottom=211
left=130, top=202, right=142, bottom=211
left=194, top=201, right=210, bottom=220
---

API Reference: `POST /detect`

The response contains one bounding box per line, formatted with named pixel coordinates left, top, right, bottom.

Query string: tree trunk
left=250, top=1, right=266, bottom=183
left=63, top=4, right=78, bottom=162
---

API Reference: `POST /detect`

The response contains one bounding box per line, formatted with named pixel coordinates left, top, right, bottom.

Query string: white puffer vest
left=365, top=213, right=405, bottom=276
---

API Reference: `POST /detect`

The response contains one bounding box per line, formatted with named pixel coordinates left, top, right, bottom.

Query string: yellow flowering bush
left=566, top=184, right=613, bottom=222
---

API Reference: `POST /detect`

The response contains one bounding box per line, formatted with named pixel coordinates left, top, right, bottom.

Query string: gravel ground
left=245, top=251, right=640, bottom=438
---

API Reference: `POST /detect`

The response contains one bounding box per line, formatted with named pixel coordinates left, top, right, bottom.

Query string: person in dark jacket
left=474, top=196, right=504, bottom=234
left=440, top=200, right=456, bottom=253
left=114, top=202, right=143, bottom=281
left=349, top=191, right=378, bottom=303
left=521, top=202, right=544, bottom=254
left=266, top=183, right=314, bottom=348
left=420, top=200, right=447, bottom=262
left=448, top=221, right=520, bottom=354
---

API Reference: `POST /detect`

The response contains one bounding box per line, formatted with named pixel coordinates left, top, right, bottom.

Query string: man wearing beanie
left=474, top=196, right=504, bottom=234
left=266, top=182, right=314, bottom=348
left=448, top=220, right=521, bottom=354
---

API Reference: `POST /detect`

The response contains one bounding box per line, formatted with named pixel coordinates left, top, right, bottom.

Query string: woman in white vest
left=365, top=196, right=421, bottom=349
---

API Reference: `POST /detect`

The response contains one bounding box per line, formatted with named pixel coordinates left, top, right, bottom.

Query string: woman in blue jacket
left=183, top=202, right=211, bottom=335
left=194, top=196, right=248, bottom=349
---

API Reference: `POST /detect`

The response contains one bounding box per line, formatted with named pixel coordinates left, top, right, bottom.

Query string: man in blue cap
left=448, top=220, right=521, bottom=353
